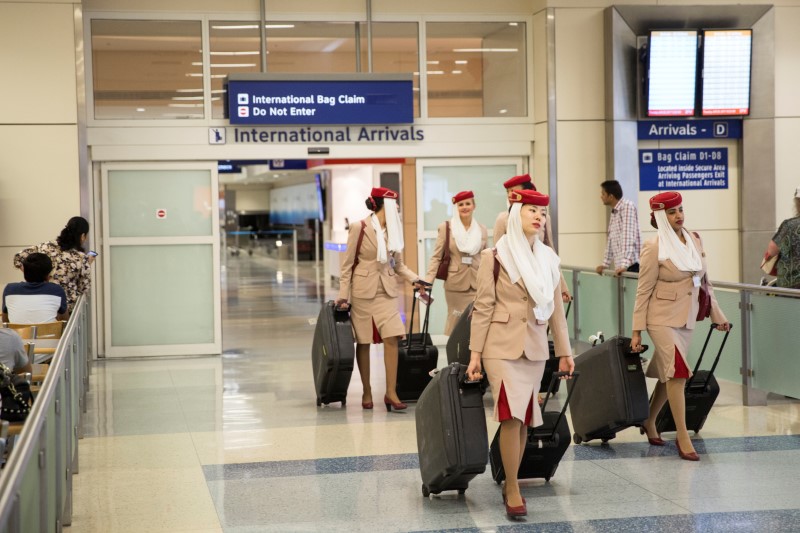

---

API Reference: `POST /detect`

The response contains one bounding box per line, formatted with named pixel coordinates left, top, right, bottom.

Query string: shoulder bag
left=435, top=222, right=451, bottom=281
left=693, top=232, right=712, bottom=321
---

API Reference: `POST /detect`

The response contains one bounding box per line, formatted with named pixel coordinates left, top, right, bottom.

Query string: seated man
left=2, top=252, right=68, bottom=324
left=0, top=329, right=31, bottom=375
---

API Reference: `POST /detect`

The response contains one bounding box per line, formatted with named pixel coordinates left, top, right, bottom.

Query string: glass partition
left=91, top=19, right=204, bottom=119
left=575, top=272, right=619, bottom=343
left=751, top=293, right=800, bottom=398
left=359, top=22, right=420, bottom=118
left=426, top=22, right=527, bottom=118
left=209, top=21, right=262, bottom=119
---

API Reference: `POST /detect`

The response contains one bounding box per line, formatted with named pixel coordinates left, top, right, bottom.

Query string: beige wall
left=774, top=7, right=800, bottom=225
left=0, top=2, right=81, bottom=288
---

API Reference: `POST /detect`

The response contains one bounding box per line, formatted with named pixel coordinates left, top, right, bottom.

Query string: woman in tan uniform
left=631, top=191, right=730, bottom=461
left=467, top=189, right=574, bottom=518
left=424, top=190, right=488, bottom=334
left=336, top=187, right=427, bottom=411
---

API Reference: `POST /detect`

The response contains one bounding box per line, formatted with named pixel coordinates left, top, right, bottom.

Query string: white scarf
left=654, top=210, right=702, bottom=272
left=495, top=203, right=561, bottom=321
left=370, top=198, right=404, bottom=264
left=450, top=215, right=482, bottom=256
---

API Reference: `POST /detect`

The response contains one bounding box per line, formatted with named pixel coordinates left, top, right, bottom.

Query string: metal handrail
left=561, top=265, right=799, bottom=406
left=0, top=294, right=88, bottom=530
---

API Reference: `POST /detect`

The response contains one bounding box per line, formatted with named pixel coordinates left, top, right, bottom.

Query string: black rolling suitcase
left=445, top=301, right=473, bottom=365
left=570, top=336, right=650, bottom=444
left=397, top=290, right=438, bottom=402
left=654, top=323, right=733, bottom=434
left=311, top=301, right=355, bottom=406
left=416, top=363, right=488, bottom=497
left=490, top=371, right=579, bottom=483
left=541, top=301, right=572, bottom=394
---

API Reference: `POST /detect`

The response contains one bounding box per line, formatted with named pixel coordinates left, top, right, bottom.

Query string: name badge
left=461, top=256, right=473, bottom=265
left=692, top=275, right=701, bottom=288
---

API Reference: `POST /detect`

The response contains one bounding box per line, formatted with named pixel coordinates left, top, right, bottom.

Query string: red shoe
left=676, top=440, right=700, bottom=461
left=640, top=427, right=665, bottom=446
left=505, top=500, right=527, bottom=518
left=384, top=395, right=407, bottom=412
left=362, top=401, right=374, bottom=410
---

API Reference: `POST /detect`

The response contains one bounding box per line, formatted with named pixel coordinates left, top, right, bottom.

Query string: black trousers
left=627, top=263, right=640, bottom=273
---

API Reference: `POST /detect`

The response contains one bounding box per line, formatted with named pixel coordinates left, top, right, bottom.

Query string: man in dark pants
left=596, top=180, right=641, bottom=276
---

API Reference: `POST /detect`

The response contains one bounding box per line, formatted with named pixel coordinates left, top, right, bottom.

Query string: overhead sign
left=227, top=73, right=414, bottom=125
left=639, top=148, right=728, bottom=191
left=638, top=119, right=742, bottom=140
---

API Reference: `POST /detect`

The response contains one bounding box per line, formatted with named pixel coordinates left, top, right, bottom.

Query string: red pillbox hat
left=370, top=187, right=399, bottom=199
left=503, top=174, right=533, bottom=189
left=451, top=190, right=474, bottom=204
left=509, top=189, right=549, bottom=207
left=649, top=191, right=682, bottom=211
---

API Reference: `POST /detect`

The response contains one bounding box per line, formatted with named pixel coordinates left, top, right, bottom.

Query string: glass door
left=101, top=162, right=221, bottom=356
left=416, top=158, right=522, bottom=339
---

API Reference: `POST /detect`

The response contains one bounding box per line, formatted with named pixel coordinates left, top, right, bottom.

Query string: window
left=359, top=22, right=420, bottom=118
left=91, top=20, right=203, bottom=119
left=209, top=21, right=262, bottom=119
left=426, top=22, right=527, bottom=118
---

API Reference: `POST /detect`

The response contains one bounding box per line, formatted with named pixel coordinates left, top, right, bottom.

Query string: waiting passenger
left=14, top=216, right=94, bottom=312
left=0, top=329, right=32, bottom=375
left=424, top=190, right=487, bottom=335
left=335, top=187, right=427, bottom=411
left=3, top=253, right=68, bottom=324
left=631, top=192, right=730, bottom=461
left=764, top=187, right=800, bottom=289
left=467, top=189, right=574, bottom=518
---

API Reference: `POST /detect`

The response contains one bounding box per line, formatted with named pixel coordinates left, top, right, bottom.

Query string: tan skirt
left=443, top=289, right=475, bottom=336
left=646, top=324, right=694, bottom=383
left=350, top=284, right=406, bottom=344
left=483, top=357, right=545, bottom=428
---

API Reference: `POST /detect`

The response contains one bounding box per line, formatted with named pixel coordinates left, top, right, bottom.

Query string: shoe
left=505, top=500, right=527, bottom=518
left=501, top=489, right=526, bottom=505
left=640, top=426, right=665, bottom=446
left=676, top=439, right=700, bottom=461
left=362, top=401, right=374, bottom=410
left=384, top=395, right=407, bottom=412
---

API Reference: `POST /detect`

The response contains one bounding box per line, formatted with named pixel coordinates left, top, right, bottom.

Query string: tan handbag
left=434, top=222, right=451, bottom=281
left=760, top=252, right=778, bottom=276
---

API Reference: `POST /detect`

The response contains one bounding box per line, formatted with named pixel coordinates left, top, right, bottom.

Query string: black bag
left=542, top=300, right=572, bottom=394
left=311, top=301, right=355, bottom=407
left=445, top=301, right=473, bottom=366
left=654, top=323, right=732, bottom=434
left=490, top=371, right=579, bottom=483
left=416, top=363, right=488, bottom=497
left=434, top=222, right=451, bottom=280
left=0, top=364, right=33, bottom=422
left=569, top=336, right=650, bottom=445
left=396, top=290, right=438, bottom=402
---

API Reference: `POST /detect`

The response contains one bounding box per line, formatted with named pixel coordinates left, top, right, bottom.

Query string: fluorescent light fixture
left=321, top=39, right=345, bottom=53
left=172, top=96, right=203, bottom=101
left=427, top=70, right=444, bottom=75
left=211, top=63, right=257, bottom=68
left=169, top=103, right=204, bottom=108
left=451, top=70, right=462, bottom=74
left=509, top=22, right=519, bottom=26
left=186, top=73, right=227, bottom=78
left=176, top=88, right=203, bottom=93
left=136, top=108, right=146, bottom=112
left=455, top=60, right=468, bottom=65
left=210, top=51, right=260, bottom=56
left=499, top=109, right=508, bottom=114
left=426, top=60, right=440, bottom=65
left=211, top=24, right=295, bottom=30
left=453, top=48, right=518, bottom=53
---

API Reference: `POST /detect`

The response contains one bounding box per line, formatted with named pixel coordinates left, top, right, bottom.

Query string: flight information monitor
left=647, top=30, right=698, bottom=117
left=701, top=29, right=752, bottom=116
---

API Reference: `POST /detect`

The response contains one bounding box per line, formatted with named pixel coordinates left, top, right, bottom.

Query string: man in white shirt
left=2, top=253, right=68, bottom=323
left=596, top=180, right=641, bottom=276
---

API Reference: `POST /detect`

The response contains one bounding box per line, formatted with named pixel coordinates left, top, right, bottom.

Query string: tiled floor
left=67, top=253, right=800, bottom=532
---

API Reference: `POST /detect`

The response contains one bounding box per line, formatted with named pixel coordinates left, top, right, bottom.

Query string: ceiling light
left=210, top=63, right=257, bottom=68
left=136, top=108, right=146, bottom=112
left=499, top=109, right=508, bottom=114
left=169, top=103, right=204, bottom=108
left=211, top=24, right=295, bottom=30
left=455, top=60, right=468, bottom=64
left=176, top=88, right=203, bottom=93
left=509, top=22, right=519, bottom=26
left=426, top=60, right=440, bottom=65
left=427, top=70, right=444, bottom=75
left=209, top=51, right=260, bottom=56
left=452, top=48, right=518, bottom=53
left=322, top=39, right=345, bottom=53
left=172, top=96, right=203, bottom=101
left=451, top=70, right=462, bottom=74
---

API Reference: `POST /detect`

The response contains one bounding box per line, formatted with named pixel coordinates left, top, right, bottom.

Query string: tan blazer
left=469, top=248, right=571, bottom=361
left=338, top=218, right=418, bottom=301
left=632, top=233, right=727, bottom=332
left=424, top=221, right=488, bottom=291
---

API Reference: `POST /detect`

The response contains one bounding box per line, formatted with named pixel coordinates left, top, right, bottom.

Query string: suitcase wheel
left=316, top=397, right=322, bottom=407
left=573, top=434, right=582, bottom=445
left=458, top=489, right=466, bottom=495
left=341, top=399, right=346, bottom=406
left=601, top=435, right=615, bottom=444
left=422, top=484, right=430, bottom=498
left=545, top=476, right=551, bottom=482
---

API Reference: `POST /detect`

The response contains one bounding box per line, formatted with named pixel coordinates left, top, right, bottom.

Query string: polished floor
left=67, top=253, right=800, bottom=532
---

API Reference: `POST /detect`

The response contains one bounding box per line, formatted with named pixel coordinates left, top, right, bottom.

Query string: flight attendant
left=336, top=187, right=427, bottom=411
left=467, top=189, right=574, bottom=518
left=424, top=190, right=488, bottom=334
left=631, top=191, right=730, bottom=461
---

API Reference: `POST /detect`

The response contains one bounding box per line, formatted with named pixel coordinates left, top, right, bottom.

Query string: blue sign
left=227, top=74, right=414, bottom=125
left=638, top=119, right=742, bottom=140
left=639, top=148, right=728, bottom=191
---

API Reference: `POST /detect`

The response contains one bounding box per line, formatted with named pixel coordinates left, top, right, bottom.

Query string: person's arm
left=631, top=239, right=658, bottom=350
left=423, top=223, right=447, bottom=284
left=336, top=223, right=361, bottom=306
left=598, top=227, right=613, bottom=274
left=56, top=289, right=69, bottom=321
left=766, top=239, right=780, bottom=258
left=695, top=234, right=730, bottom=330
left=467, top=250, right=496, bottom=380
left=1, top=312, right=8, bottom=323
left=13, top=245, right=37, bottom=270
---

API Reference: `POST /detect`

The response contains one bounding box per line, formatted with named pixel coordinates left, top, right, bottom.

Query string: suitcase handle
left=457, top=365, right=488, bottom=393
left=539, top=371, right=580, bottom=441
left=405, top=288, right=433, bottom=348
left=687, top=323, right=733, bottom=390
